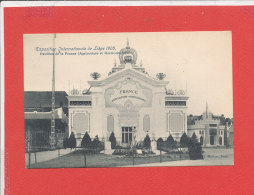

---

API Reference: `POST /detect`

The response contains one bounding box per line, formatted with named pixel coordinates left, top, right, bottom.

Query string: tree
left=81, top=132, right=91, bottom=148
left=191, top=132, right=197, bottom=143
left=109, top=132, right=116, bottom=149
left=68, top=132, right=76, bottom=149
left=143, top=134, right=151, bottom=148
left=220, top=114, right=226, bottom=125
left=225, top=118, right=231, bottom=126
left=92, top=135, right=100, bottom=151
left=180, top=132, right=190, bottom=147
left=166, top=135, right=176, bottom=149
left=157, top=137, right=164, bottom=150
left=188, top=133, right=203, bottom=160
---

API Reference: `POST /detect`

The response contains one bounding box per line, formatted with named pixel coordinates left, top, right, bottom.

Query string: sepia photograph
left=24, top=32, right=233, bottom=168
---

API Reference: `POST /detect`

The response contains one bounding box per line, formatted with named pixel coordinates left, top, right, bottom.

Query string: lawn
left=29, top=150, right=189, bottom=168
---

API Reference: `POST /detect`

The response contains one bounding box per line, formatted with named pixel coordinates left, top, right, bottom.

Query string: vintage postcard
left=3, top=2, right=254, bottom=195
left=24, top=32, right=233, bottom=168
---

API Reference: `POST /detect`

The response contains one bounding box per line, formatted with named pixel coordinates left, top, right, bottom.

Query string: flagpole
left=206, top=101, right=208, bottom=119
left=50, top=34, right=56, bottom=148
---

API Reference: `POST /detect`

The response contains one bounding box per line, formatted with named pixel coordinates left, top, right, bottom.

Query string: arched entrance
left=210, top=136, right=215, bottom=145
left=118, top=107, right=139, bottom=145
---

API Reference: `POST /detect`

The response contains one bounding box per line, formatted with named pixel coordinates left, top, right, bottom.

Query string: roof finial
left=140, top=60, right=143, bottom=67
left=114, top=59, right=117, bottom=67
left=126, top=38, right=130, bottom=49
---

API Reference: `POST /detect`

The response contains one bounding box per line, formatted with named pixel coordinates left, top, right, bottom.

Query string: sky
left=24, top=32, right=233, bottom=118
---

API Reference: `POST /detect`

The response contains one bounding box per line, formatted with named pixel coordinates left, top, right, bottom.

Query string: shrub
left=109, top=132, right=116, bottom=149
left=188, top=142, right=203, bottom=160
left=143, top=134, right=151, bottom=148
left=191, top=132, right=197, bottom=142
left=92, top=135, right=104, bottom=152
left=188, top=134, right=203, bottom=160
left=68, top=132, right=76, bottom=149
left=166, top=135, right=176, bottom=149
left=92, top=135, right=100, bottom=148
left=113, top=148, right=136, bottom=156
left=157, top=137, right=164, bottom=150
left=63, top=138, right=69, bottom=149
left=180, top=132, right=190, bottom=147
left=136, top=141, right=144, bottom=149
left=81, top=132, right=92, bottom=148
left=142, top=148, right=154, bottom=155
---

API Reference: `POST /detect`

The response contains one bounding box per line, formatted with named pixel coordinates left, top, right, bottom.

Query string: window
left=143, top=115, right=150, bottom=132
left=165, top=101, right=186, bottom=106
left=70, top=101, right=92, bottom=106
left=122, top=127, right=133, bottom=144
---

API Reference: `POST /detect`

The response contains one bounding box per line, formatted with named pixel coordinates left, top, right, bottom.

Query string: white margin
left=0, top=2, right=4, bottom=195
left=1, top=1, right=254, bottom=7
left=0, top=1, right=253, bottom=195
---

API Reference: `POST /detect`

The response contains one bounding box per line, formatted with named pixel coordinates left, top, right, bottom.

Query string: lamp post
left=132, top=129, right=136, bottom=167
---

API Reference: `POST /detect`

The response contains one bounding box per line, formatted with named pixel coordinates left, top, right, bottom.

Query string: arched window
left=107, top=115, right=114, bottom=132
left=219, top=136, right=223, bottom=145
left=143, top=115, right=150, bottom=132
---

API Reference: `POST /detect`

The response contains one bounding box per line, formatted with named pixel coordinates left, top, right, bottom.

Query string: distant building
left=187, top=104, right=233, bottom=147
left=24, top=91, right=69, bottom=115
left=24, top=91, right=69, bottom=149
left=227, top=123, right=234, bottom=146
left=25, top=107, right=68, bottom=134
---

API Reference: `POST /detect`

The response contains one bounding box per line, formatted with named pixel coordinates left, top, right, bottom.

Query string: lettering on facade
left=105, top=78, right=152, bottom=108
left=119, top=90, right=138, bottom=94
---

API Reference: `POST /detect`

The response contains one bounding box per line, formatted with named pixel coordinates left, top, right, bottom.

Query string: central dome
left=119, top=39, right=138, bottom=65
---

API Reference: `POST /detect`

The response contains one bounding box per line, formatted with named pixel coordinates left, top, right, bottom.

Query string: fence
left=25, top=137, right=194, bottom=168
left=25, top=130, right=67, bottom=152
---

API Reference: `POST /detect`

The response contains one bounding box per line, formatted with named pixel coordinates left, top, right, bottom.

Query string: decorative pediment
left=88, top=68, right=169, bottom=88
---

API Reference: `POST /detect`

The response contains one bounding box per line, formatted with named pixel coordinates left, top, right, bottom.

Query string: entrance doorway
left=122, top=127, right=134, bottom=144
left=210, top=136, right=215, bottom=145
left=219, top=136, right=222, bottom=145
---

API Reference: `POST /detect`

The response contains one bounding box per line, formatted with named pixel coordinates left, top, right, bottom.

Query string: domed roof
left=119, top=39, right=138, bottom=65
left=108, top=39, right=147, bottom=75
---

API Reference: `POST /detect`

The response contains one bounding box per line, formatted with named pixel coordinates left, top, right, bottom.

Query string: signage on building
left=105, top=78, right=152, bottom=108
